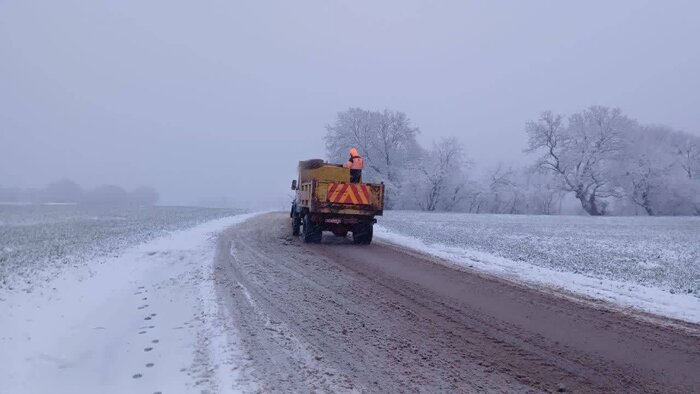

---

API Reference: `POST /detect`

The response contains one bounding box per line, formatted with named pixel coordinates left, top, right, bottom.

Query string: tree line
left=325, top=107, right=700, bottom=216
left=0, top=179, right=159, bottom=206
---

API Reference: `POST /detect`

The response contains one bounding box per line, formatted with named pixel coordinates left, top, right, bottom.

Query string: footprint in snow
left=152, top=339, right=159, bottom=343
left=144, top=347, right=153, bottom=352
left=146, top=363, right=154, bottom=368
left=132, top=373, right=142, bottom=379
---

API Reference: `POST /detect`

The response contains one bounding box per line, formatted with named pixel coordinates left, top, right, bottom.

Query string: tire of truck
left=302, top=215, right=322, bottom=243
left=292, top=213, right=301, bottom=236
left=352, top=223, right=373, bottom=245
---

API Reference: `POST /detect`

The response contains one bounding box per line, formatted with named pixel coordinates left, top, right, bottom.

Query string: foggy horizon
left=2, top=1, right=699, bottom=208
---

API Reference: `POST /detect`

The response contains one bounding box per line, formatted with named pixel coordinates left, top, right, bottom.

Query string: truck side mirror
left=291, top=180, right=297, bottom=190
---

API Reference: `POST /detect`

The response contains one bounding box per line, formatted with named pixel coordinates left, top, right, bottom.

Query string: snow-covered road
left=215, top=213, right=700, bottom=393
left=1, top=213, right=260, bottom=394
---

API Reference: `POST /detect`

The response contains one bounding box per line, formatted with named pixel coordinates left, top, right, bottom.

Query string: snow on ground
left=0, top=205, right=243, bottom=293
left=376, top=211, right=700, bottom=324
left=0, top=212, right=262, bottom=394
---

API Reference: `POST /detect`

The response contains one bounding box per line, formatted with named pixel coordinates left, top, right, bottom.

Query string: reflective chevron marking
left=327, top=183, right=370, bottom=205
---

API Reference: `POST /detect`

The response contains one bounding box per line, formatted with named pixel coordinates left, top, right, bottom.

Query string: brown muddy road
left=214, top=213, right=700, bottom=393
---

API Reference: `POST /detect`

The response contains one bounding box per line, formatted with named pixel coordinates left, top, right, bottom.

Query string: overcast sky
left=2, top=1, right=699, bottom=207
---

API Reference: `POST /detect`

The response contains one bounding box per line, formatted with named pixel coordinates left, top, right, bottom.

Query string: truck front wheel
left=302, top=215, right=322, bottom=243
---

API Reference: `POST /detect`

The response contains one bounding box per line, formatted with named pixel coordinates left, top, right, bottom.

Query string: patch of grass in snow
left=0, top=205, right=243, bottom=290
left=379, top=211, right=700, bottom=296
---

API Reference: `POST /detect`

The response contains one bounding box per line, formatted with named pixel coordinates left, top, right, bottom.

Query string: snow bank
left=375, top=225, right=700, bottom=325
left=0, top=212, right=262, bottom=394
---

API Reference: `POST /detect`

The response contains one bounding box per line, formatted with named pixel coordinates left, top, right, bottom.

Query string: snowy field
left=3, top=207, right=698, bottom=393
left=1, top=208, right=260, bottom=393
left=0, top=205, right=242, bottom=292
left=377, top=211, right=700, bottom=323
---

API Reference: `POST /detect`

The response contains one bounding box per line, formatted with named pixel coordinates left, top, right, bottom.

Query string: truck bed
left=299, top=179, right=384, bottom=216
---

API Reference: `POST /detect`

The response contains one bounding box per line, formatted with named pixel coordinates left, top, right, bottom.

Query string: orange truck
left=290, top=159, right=384, bottom=244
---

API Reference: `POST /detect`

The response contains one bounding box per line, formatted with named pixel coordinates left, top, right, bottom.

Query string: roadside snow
left=375, top=224, right=700, bottom=325
left=0, top=213, right=262, bottom=394
left=0, top=205, right=243, bottom=293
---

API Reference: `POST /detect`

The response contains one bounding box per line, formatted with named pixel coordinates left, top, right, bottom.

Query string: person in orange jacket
left=343, top=147, right=364, bottom=183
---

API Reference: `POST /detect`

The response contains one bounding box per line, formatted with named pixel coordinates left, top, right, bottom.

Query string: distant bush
left=42, top=179, right=84, bottom=203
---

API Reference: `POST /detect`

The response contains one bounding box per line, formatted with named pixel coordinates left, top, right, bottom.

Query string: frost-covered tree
left=665, top=176, right=700, bottom=215
left=671, top=132, right=700, bottom=180
left=527, top=106, right=700, bottom=216
left=619, top=126, right=676, bottom=215
left=478, top=165, right=522, bottom=214
left=522, top=170, right=564, bottom=215
left=616, top=126, right=700, bottom=216
left=399, top=137, right=471, bottom=211
left=467, top=166, right=563, bottom=215
left=322, top=105, right=699, bottom=216
left=526, top=107, right=632, bottom=215
left=463, top=181, right=485, bottom=214
left=324, top=108, right=420, bottom=208
left=668, top=133, right=700, bottom=214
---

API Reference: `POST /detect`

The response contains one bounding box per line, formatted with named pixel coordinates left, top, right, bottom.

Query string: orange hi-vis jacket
left=343, top=148, right=364, bottom=170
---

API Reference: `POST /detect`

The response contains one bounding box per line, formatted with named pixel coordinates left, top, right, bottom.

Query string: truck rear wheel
left=302, top=215, right=322, bottom=243
left=352, top=223, right=373, bottom=245
left=292, top=214, right=301, bottom=236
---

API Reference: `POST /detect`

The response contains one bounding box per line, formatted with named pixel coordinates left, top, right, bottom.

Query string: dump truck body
left=291, top=159, right=384, bottom=244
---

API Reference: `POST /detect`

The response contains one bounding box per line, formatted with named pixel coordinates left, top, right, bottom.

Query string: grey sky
left=2, top=1, right=699, bottom=207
